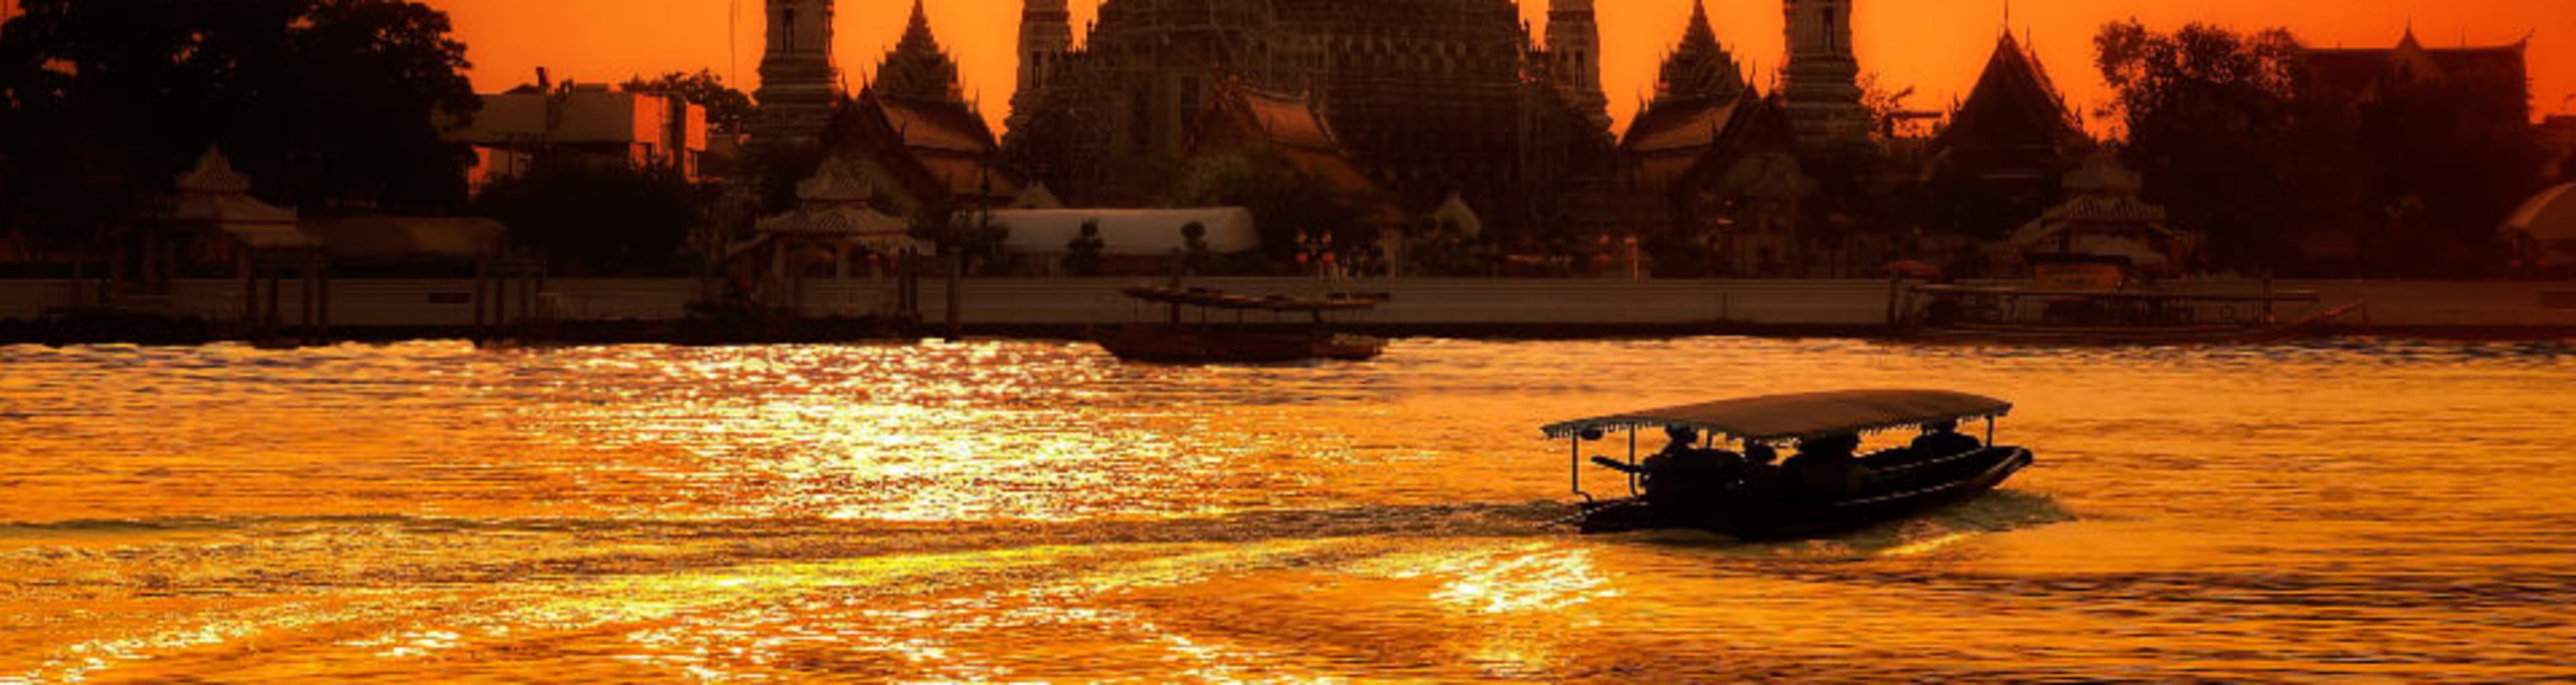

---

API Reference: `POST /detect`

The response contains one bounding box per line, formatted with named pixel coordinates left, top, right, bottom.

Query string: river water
left=2, top=337, right=2571, bottom=682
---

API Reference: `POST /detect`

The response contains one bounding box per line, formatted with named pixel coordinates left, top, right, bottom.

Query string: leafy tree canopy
left=0, top=0, right=481, bottom=243
left=472, top=152, right=696, bottom=276
left=1167, top=150, right=1371, bottom=260
left=2096, top=19, right=2544, bottom=276
left=2094, top=20, right=2326, bottom=272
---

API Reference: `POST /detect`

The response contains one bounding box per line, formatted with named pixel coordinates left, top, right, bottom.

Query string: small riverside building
left=731, top=159, right=928, bottom=315
left=2006, top=154, right=2193, bottom=282
left=444, top=86, right=710, bottom=190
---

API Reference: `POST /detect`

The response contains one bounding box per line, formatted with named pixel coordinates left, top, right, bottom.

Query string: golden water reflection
left=3, top=337, right=2574, bottom=681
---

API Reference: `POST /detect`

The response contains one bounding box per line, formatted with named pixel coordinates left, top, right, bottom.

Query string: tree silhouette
left=2095, top=20, right=2327, bottom=272
left=0, top=0, right=480, bottom=246
left=1168, top=149, right=1368, bottom=260
left=1062, top=219, right=1105, bottom=276
left=472, top=152, right=696, bottom=276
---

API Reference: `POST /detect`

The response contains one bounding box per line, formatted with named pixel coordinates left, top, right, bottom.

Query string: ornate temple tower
left=1780, top=0, right=1870, bottom=143
left=753, top=0, right=840, bottom=152
left=1008, top=0, right=1073, bottom=136
left=876, top=0, right=963, bottom=104
left=1546, top=0, right=1611, bottom=131
left=1656, top=0, right=1746, bottom=105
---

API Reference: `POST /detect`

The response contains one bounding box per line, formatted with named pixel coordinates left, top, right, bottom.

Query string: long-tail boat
left=1544, top=390, right=2035, bottom=539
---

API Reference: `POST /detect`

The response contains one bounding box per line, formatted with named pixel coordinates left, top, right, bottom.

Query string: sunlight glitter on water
left=3, top=337, right=2574, bottom=682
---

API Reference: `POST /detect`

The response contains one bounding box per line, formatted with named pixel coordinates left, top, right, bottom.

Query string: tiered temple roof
left=1654, top=0, right=1746, bottom=106
left=842, top=0, right=1018, bottom=207
left=1621, top=0, right=1760, bottom=170
left=874, top=0, right=965, bottom=105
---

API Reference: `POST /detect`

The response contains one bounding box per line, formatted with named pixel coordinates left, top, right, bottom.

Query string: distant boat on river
left=1097, top=286, right=1387, bottom=364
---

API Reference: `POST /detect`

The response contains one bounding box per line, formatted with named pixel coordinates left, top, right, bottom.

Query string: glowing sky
left=17, top=0, right=2574, bottom=133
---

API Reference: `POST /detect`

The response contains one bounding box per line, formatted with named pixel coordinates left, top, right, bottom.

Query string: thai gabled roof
left=1621, top=86, right=1791, bottom=191
left=834, top=87, right=1020, bottom=203
left=872, top=94, right=1000, bottom=155
left=1542, top=390, right=2015, bottom=443
left=824, top=92, right=962, bottom=207
left=1937, top=32, right=2080, bottom=152
left=1188, top=83, right=1387, bottom=207
left=1623, top=95, right=1742, bottom=154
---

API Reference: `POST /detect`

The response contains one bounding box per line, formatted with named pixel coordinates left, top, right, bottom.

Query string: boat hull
left=1095, top=326, right=1386, bottom=364
left=1576, top=446, right=2035, bottom=539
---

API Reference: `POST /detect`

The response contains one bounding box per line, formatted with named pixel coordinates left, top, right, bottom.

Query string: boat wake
left=1596, top=489, right=2078, bottom=557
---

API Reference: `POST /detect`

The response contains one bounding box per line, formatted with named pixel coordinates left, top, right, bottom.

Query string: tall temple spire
left=1687, top=0, right=1713, bottom=43
left=875, top=0, right=965, bottom=104
left=898, top=0, right=936, bottom=54
left=1010, top=0, right=1073, bottom=136
left=752, top=0, right=841, bottom=153
left=1546, top=0, right=1611, bottom=130
left=1781, top=0, right=1870, bottom=144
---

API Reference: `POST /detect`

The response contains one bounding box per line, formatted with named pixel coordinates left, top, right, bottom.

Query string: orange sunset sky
left=20, top=1, right=2568, bottom=133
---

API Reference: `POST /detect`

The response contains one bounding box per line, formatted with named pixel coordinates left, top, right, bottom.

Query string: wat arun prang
left=751, top=0, right=1875, bottom=243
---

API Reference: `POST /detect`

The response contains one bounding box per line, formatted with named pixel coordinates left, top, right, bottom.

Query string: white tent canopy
left=985, top=207, right=1260, bottom=256
left=2504, top=183, right=2576, bottom=242
left=2504, top=183, right=2576, bottom=267
left=1424, top=193, right=1483, bottom=237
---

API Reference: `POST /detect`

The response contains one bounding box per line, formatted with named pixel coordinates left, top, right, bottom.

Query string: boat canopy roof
left=1122, top=286, right=1384, bottom=312
left=1541, top=389, right=2014, bottom=443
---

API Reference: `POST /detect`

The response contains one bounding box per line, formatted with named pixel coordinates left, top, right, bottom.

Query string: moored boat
left=1097, top=286, right=1387, bottom=364
left=1542, top=389, right=2034, bottom=539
